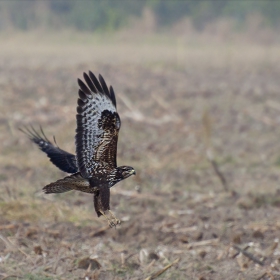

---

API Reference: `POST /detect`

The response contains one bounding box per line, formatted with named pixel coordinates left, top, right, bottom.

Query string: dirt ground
left=1, top=33, right=280, bottom=279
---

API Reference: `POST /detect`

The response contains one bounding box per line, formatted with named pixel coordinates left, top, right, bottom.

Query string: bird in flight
left=21, top=71, right=136, bottom=227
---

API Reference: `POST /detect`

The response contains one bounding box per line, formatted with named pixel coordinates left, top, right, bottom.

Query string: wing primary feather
left=29, top=125, right=48, bottom=143
left=40, top=125, right=52, bottom=144
left=78, top=79, right=91, bottom=95
left=109, top=86, right=117, bottom=108
left=77, top=106, right=83, bottom=114
left=88, top=71, right=103, bottom=93
left=31, top=125, right=42, bottom=139
left=76, top=114, right=83, bottom=121
left=53, top=135, right=59, bottom=148
left=19, top=126, right=78, bottom=174
left=19, top=126, right=34, bottom=139
left=20, top=125, right=32, bottom=137
left=78, top=98, right=86, bottom=107
left=78, top=89, right=88, bottom=101
left=83, top=72, right=97, bottom=93
left=98, top=74, right=110, bottom=98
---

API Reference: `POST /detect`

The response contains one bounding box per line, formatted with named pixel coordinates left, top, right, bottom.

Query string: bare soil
left=0, top=33, right=280, bottom=279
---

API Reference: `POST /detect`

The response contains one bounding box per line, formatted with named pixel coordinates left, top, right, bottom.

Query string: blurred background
left=1, top=1, right=280, bottom=279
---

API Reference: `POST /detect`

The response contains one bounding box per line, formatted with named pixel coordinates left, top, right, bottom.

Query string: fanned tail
left=43, top=172, right=90, bottom=194
left=43, top=184, right=73, bottom=194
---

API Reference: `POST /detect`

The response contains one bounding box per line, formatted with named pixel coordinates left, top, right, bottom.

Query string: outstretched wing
left=20, top=126, right=78, bottom=174
left=76, top=71, right=120, bottom=178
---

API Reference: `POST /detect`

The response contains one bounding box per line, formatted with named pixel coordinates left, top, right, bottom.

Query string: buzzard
left=21, top=72, right=135, bottom=227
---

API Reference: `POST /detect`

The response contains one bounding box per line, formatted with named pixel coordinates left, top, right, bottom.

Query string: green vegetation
left=0, top=0, right=279, bottom=31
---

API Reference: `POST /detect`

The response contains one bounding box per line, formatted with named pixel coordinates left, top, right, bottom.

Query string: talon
left=108, top=210, right=121, bottom=226
left=109, top=220, right=116, bottom=228
left=100, top=210, right=120, bottom=227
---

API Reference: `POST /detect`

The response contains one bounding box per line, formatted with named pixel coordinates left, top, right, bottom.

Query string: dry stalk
left=89, top=225, right=110, bottom=237
left=159, top=225, right=198, bottom=234
left=202, top=110, right=229, bottom=191
left=232, top=245, right=264, bottom=266
left=53, top=247, right=63, bottom=273
left=207, top=150, right=229, bottom=192
left=265, top=271, right=276, bottom=280
left=256, top=272, right=268, bottom=280
left=144, top=258, right=180, bottom=280
left=0, top=235, right=29, bottom=258
left=0, top=224, right=17, bottom=230
left=186, top=238, right=219, bottom=249
left=146, top=259, right=156, bottom=270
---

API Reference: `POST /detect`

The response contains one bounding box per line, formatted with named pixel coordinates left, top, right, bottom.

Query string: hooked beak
left=131, top=169, right=136, bottom=175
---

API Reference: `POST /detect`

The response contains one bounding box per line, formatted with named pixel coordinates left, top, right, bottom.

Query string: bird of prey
left=21, top=72, right=136, bottom=227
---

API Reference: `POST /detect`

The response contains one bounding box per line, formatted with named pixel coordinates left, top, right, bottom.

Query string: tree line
left=0, top=0, right=279, bottom=31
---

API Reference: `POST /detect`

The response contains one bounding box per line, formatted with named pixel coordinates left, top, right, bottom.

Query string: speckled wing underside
left=19, top=126, right=78, bottom=174
left=76, top=71, right=121, bottom=178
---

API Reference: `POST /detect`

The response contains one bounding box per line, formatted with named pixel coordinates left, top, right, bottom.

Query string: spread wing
left=20, top=126, right=78, bottom=174
left=76, top=71, right=120, bottom=178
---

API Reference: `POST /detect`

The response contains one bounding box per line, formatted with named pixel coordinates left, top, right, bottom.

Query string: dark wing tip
left=19, top=126, right=34, bottom=140
left=86, top=71, right=116, bottom=108
left=83, top=72, right=97, bottom=93
left=19, top=125, right=51, bottom=144
left=78, top=89, right=88, bottom=101
left=98, top=74, right=110, bottom=98
left=109, top=85, right=117, bottom=108
left=88, top=71, right=103, bottom=93
left=78, top=78, right=91, bottom=95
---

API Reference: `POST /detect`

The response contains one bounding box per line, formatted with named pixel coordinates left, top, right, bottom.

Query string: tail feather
left=43, top=172, right=90, bottom=194
left=43, top=184, right=73, bottom=194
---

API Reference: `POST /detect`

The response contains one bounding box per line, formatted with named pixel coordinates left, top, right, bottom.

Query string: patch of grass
left=23, top=274, right=53, bottom=280
left=274, top=156, right=280, bottom=166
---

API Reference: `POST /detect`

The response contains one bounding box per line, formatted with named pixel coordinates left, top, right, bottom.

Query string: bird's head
left=117, top=166, right=136, bottom=179
left=109, top=166, right=136, bottom=187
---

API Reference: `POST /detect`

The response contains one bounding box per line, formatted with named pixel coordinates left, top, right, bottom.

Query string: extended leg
left=108, top=210, right=121, bottom=226
left=93, top=188, right=121, bottom=227
left=99, top=210, right=120, bottom=228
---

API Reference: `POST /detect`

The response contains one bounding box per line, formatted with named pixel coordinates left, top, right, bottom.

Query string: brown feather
left=93, top=187, right=110, bottom=217
left=43, top=173, right=95, bottom=194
